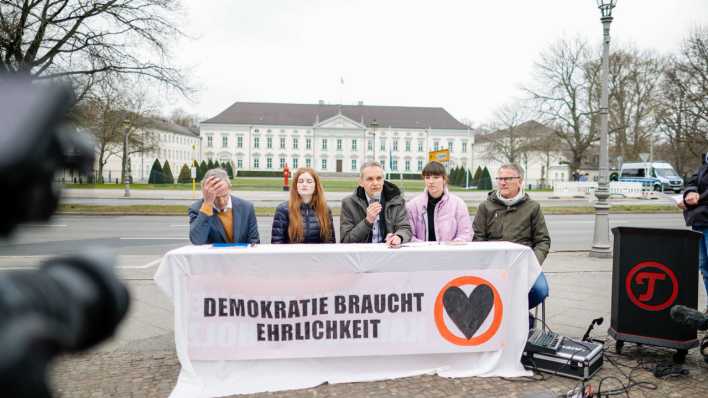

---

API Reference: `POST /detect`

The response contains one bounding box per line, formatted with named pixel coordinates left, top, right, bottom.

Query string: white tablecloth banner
left=154, top=241, right=541, bottom=397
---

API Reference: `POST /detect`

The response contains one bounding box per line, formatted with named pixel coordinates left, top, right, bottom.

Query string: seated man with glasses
left=472, top=164, right=550, bottom=327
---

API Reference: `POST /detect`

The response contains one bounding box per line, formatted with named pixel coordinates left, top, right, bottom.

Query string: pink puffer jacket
left=405, top=189, right=472, bottom=242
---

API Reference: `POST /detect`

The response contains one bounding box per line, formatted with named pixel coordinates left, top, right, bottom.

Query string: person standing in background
left=681, top=153, right=708, bottom=313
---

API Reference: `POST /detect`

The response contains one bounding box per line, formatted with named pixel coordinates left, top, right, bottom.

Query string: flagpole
left=339, top=76, right=344, bottom=106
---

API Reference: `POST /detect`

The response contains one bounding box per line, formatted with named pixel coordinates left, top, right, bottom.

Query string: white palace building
left=200, top=102, right=474, bottom=175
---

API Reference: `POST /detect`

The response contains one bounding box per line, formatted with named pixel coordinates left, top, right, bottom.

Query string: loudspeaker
left=609, top=227, right=700, bottom=356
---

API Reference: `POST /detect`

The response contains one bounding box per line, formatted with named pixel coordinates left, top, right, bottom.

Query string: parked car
left=619, top=161, right=684, bottom=193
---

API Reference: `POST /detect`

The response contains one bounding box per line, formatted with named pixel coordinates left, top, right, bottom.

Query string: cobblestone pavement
left=52, top=333, right=708, bottom=398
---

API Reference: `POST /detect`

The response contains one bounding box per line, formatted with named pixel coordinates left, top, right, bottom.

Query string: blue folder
left=212, top=243, right=250, bottom=248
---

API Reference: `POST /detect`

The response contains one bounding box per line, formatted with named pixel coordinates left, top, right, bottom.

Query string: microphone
left=370, top=192, right=381, bottom=203
left=582, top=317, right=603, bottom=342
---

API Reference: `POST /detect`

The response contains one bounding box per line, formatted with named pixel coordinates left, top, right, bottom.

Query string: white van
left=619, top=162, right=683, bottom=193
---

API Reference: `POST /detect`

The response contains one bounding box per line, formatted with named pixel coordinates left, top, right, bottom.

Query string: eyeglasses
left=495, top=177, right=520, bottom=182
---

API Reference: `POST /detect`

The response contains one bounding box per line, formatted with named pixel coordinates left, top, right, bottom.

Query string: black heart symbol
left=443, top=285, right=494, bottom=339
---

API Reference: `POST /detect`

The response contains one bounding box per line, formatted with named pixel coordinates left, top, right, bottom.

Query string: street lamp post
left=590, top=0, right=617, bottom=258
left=369, top=119, right=379, bottom=162
left=191, top=144, right=197, bottom=199
left=122, top=120, right=131, bottom=198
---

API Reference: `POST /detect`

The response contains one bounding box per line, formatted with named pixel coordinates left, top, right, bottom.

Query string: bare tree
left=75, top=79, right=159, bottom=182
left=655, top=29, right=708, bottom=176
left=599, top=46, right=665, bottom=161
left=168, top=107, right=200, bottom=128
left=74, top=84, right=123, bottom=182
left=484, top=101, right=534, bottom=164
left=0, top=0, right=189, bottom=98
left=525, top=38, right=600, bottom=174
left=672, top=27, right=708, bottom=146
left=524, top=123, right=564, bottom=187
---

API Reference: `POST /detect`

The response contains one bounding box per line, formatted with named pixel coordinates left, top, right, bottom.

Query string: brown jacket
left=472, top=191, right=551, bottom=264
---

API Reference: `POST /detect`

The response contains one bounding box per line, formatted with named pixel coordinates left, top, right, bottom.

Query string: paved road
left=0, top=213, right=687, bottom=261
left=60, top=188, right=681, bottom=208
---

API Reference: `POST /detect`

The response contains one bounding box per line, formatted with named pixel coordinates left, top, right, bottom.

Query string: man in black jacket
left=682, top=153, right=708, bottom=312
left=340, top=161, right=411, bottom=245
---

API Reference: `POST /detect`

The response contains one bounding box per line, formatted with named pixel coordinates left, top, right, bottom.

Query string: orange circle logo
left=434, top=276, right=503, bottom=346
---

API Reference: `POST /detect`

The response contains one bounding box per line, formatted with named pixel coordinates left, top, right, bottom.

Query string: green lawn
left=63, top=177, right=552, bottom=192
left=57, top=203, right=680, bottom=216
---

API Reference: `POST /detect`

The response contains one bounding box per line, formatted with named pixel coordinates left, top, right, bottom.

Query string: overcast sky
left=169, top=0, right=708, bottom=125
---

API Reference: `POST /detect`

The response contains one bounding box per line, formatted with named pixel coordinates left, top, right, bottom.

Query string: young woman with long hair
left=271, top=167, right=335, bottom=243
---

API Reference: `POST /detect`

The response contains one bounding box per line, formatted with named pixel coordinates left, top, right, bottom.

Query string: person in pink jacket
left=406, top=161, right=472, bottom=242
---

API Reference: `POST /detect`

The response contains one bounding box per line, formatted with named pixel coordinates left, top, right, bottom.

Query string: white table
left=155, top=241, right=541, bottom=397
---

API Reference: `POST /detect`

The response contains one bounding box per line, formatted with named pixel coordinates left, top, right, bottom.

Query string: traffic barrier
left=552, top=181, right=646, bottom=198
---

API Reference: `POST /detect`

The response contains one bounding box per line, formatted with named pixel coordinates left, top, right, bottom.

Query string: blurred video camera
left=670, top=305, right=708, bottom=363
left=0, top=78, right=130, bottom=397
left=0, top=79, right=95, bottom=236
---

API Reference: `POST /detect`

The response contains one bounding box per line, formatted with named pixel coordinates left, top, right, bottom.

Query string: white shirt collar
left=214, top=195, right=233, bottom=212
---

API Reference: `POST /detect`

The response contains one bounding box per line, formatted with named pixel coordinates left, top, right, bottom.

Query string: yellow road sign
left=428, top=149, right=450, bottom=163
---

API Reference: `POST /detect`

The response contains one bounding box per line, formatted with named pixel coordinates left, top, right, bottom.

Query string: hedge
left=236, top=170, right=283, bottom=177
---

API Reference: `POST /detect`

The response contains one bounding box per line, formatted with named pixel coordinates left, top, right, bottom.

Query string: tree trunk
left=97, top=152, right=105, bottom=184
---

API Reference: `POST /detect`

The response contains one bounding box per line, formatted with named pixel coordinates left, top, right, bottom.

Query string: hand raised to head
left=202, top=176, right=218, bottom=204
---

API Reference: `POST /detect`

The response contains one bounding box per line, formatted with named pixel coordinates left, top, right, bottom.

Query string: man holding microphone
left=340, top=161, right=412, bottom=246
